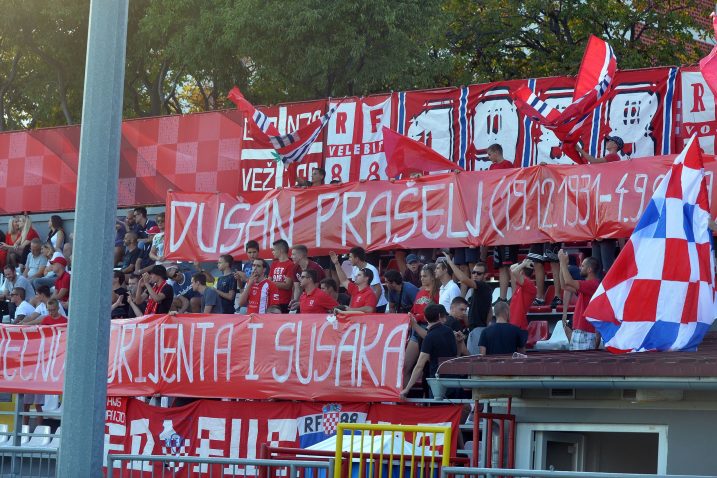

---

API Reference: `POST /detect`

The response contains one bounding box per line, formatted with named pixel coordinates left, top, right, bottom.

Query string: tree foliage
left=0, top=0, right=711, bottom=130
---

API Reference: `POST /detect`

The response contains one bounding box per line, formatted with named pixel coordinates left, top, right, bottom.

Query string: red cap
left=50, top=256, right=68, bottom=267
left=147, top=226, right=161, bottom=234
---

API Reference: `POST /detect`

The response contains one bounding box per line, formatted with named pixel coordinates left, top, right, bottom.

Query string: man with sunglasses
left=294, top=269, right=338, bottom=313
left=237, top=259, right=279, bottom=314
left=442, top=252, right=493, bottom=354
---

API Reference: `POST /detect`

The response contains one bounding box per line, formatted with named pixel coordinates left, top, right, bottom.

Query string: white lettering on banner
left=392, top=187, right=419, bottom=243
left=169, top=197, right=296, bottom=254
left=241, top=164, right=276, bottom=192
left=102, top=319, right=407, bottom=393
left=220, top=203, right=251, bottom=253
left=316, top=193, right=340, bottom=247
left=246, top=322, right=263, bottom=380
left=447, top=183, right=468, bottom=238
left=464, top=181, right=484, bottom=236
left=103, top=423, right=126, bottom=468
left=342, top=192, right=367, bottom=245
left=0, top=326, right=65, bottom=383
left=129, top=419, right=154, bottom=471
left=421, top=184, right=446, bottom=239
left=194, top=417, right=226, bottom=473
left=366, top=191, right=392, bottom=245
left=169, top=201, right=198, bottom=252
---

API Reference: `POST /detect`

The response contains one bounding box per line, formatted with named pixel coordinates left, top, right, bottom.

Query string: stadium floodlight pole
left=56, top=0, right=129, bottom=475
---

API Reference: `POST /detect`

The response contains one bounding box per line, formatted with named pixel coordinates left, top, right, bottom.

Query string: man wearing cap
left=401, top=253, right=423, bottom=288
left=575, top=135, right=624, bottom=163
left=49, top=255, right=70, bottom=310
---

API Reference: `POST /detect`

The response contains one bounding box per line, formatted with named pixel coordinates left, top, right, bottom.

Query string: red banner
left=0, top=314, right=409, bottom=401
left=165, top=156, right=717, bottom=260
left=104, top=397, right=462, bottom=475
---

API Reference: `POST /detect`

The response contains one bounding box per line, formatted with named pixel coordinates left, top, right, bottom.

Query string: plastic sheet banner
left=165, top=155, right=717, bottom=261
left=0, top=111, right=244, bottom=214
left=0, top=313, right=409, bottom=401
left=103, top=397, right=462, bottom=476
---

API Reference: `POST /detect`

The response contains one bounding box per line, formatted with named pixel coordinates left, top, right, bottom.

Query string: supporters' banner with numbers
left=325, top=95, right=393, bottom=182
left=165, top=155, right=717, bottom=260
left=0, top=314, right=409, bottom=401
left=104, top=398, right=462, bottom=476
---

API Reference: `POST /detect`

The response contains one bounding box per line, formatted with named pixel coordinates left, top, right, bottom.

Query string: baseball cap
left=147, top=225, right=161, bottom=234
left=605, top=135, right=624, bottom=151
left=406, top=254, right=419, bottom=264
left=50, top=256, right=67, bottom=267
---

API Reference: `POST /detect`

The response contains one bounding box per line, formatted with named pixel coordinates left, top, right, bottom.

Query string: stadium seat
left=43, top=395, right=61, bottom=413
left=534, top=321, right=570, bottom=350
left=525, top=321, right=549, bottom=349
left=0, top=424, right=8, bottom=446
left=529, top=285, right=554, bottom=313
left=24, top=425, right=52, bottom=447
left=20, top=425, right=30, bottom=445
left=48, top=427, right=61, bottom=450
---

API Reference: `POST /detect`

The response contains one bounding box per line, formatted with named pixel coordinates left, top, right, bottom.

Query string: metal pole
left=56, top=0, right=129, bottom=476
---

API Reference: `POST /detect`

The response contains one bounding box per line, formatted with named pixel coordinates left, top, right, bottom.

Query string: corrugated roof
left=438, top=334, right=717, bottom=378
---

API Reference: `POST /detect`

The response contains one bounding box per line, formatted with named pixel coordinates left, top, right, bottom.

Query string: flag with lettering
left=228, top=86, right=339, bottom=166
left=583, top=135, right=716, bottom=353
left=382, top=126, right=463, bottom=178
left=699, top=14, right=717, bottom=97
left=511, top=35, right=616, bottom=163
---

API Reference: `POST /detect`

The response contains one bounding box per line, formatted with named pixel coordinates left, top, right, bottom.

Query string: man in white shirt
left=348, top=247, right=388, bottom=313
left=23, top=238, right=47, bottom=281
left=435, top=259, right=461, bottom=311
left=10, top=288, right=35, bottom=323
left=21, top=285, right=67, bottom=324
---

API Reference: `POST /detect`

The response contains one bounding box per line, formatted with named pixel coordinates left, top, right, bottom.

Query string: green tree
left=445, top=0, right=711, bottom=83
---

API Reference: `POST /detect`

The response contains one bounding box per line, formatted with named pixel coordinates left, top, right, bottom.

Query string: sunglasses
left=472, top=271, right=485, bottom=275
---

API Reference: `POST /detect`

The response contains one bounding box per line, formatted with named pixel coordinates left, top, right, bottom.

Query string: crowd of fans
left=0, top=141, right=626, bottom=399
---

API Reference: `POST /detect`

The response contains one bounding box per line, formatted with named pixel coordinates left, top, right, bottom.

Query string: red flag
left=699, top=15, right=717, bottom=97
left=510, top=35, right=616, bottom=163
left=382, top=126, right=462, bottom=178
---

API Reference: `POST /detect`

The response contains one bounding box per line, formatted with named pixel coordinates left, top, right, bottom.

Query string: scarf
left=144, top=280, right=166, bottom=314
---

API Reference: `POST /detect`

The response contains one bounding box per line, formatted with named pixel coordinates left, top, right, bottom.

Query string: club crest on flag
left=583, top=135, right=716, bottom=353
left=321, top=403, right=342, bottom=435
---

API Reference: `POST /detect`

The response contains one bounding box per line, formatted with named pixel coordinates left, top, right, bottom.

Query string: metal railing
left=106, top=455, right=334, bottom=478
left=440, top=468, right=717, bottom=478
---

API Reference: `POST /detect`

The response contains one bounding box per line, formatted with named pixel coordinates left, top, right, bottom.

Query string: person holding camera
left=509, top=258, right=537, bottom=330
left=384, top=269, right=417, bottom=313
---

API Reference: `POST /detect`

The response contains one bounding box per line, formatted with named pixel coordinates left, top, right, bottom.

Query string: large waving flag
left=382, top=127, right=463, bottom=178
left=583, top=135, right=716, bottom=353
left=699, top=14, right=717, bottom=97
left=511, top=35, right=616, bottom=163
left=228, top=87, right=338, bottom=166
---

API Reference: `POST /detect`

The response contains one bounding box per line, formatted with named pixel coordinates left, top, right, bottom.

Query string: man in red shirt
left=486, top=143, right=519, bottom=303
left=330, top=251, right=378, bottom=314
left=39, top=299, right=67, bottom=325
left=290, top=244, right=325, bottom=301
left=487, top=143, right=514, bottom=170
left=295, top=269, right=338, bottom=313
left=238, top=259, right=279, bottom=314
left=508, top=258, right=537, bottom=330
left=269, top=239, right=294, bottom=313
left=50, top=255, right=70, bottom=311
left=558, top=250, right=601, bottom=350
